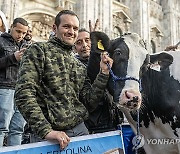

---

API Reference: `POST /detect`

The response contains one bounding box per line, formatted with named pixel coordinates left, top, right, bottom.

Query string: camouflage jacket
left=15, top=37, right=109, bottom=139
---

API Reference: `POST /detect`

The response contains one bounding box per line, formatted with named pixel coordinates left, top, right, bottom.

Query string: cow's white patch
left=150, top=62, right=161, bottom=72
left=167, top=50, right=180, bottom=82
left=140, top=117, right=179, bottom=154
left=140, top=118, right=180, bottom=154
left=123, top=35, right=148, bottom=91
left=121, top=107, right=180, bottom=154
left=173, top=116, right=177, bottom=123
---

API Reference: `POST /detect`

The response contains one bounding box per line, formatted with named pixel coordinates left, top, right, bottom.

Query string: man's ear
left=90, top=31, right=110, bottom=53
left=150, top=52, right=173, bottom=71
left=52, top=24, right=57, bottom=34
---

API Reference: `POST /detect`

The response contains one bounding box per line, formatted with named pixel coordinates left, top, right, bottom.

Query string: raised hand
left=89, top=19, right=100, bottom=32
left=14, top=48, right=26, bottom=61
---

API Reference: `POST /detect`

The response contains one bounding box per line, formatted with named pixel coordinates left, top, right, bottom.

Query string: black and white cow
left=88, top=32, right=180, bottom=154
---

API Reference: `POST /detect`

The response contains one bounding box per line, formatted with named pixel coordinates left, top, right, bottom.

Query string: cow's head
left=89, top=32, right=173, bottom=111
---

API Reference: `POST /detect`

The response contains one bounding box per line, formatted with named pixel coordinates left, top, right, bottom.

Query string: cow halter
left=107, top=63, right=144, bottom=153
left=107, top=63, right=142, bottom=92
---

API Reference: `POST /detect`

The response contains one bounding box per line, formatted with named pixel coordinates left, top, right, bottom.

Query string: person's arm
left=80, top=53, right=113, bottom=112
left=0, top=48, right=26, bottom=69
left=15, top=43, right=52, bottom=137
left=164, top=45, right=178, bottom=51
left=164, top=41, right=180, bottom=51
left=89, top=19, right=99, bottom=32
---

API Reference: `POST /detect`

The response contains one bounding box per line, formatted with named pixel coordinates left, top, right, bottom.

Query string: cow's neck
left=129, top=68, right=180, bottom=136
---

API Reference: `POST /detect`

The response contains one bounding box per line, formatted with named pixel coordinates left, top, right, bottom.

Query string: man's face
left=53, top=14, right=79, bottom=46
left=24, top=27, right=32, bottom=41
left=75, top=31, right=91, bottom=60
left=10, top=23, right=28, bottom=42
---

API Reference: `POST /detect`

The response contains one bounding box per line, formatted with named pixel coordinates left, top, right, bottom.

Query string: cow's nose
left=125, top=91, right=140, bottom=101
left=132, top=96, right=139, bottom=102
left=124, top=90, right=141, bottom=109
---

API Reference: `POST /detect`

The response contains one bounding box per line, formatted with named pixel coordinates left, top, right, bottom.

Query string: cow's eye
left=114, top=49, right=122, bottom=55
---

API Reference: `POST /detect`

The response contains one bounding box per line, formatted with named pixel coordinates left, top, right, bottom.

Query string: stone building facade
left=0, top=0, right=179, bottom=53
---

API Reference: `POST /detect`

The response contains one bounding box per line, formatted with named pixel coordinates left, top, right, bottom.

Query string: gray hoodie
left=0, top=10, right=8, bottom=34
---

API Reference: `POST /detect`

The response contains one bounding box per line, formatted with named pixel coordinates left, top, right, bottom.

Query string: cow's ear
left=149, top=52, right=173, bottom=71
left=90, top=31, right=110, bottom=54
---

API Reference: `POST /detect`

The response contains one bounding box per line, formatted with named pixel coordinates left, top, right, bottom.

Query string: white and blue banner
left=0, top=130, right=125, bottom=154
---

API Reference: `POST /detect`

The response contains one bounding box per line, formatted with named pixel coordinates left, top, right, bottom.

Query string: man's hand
left=164, top=45, right=178, bottom=51
left=89, top=19, right=99, bottom=32
left=100, top=52, right=113, bottom=75
left=45, top=130, right=70, bottom=150
left=14, top=48, right=26, bottom=61
left=164, top=41, right=180, bottom=51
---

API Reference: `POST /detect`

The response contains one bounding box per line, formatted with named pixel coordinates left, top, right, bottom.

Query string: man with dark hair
left=74, top=27, right=123, bottom=134
left=74, top=28, right=91, bottom=66
left=23, top=25, right=33, bottom=47
left=0, top=17, right=28, bottom=147
left=15, top=10, right=113, bottom=150
left=54, top=9, right=79, bottom=27
left=74, top=19, right=99, bottom=66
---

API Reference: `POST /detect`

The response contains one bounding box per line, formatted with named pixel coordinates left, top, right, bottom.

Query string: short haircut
left=12, top=18, right=28, bottom=27
left=78, top=28, right=89, bottom=33
left=54, top=10, right=79, bottom=27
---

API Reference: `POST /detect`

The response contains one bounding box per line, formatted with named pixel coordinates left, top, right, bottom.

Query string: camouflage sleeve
left=80, top=72, right=109, bottom=112
left=15, top=43, right=52, bottom=139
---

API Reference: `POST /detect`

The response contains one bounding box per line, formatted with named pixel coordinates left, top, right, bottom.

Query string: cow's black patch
left=131, top=68, right=180, bottom=136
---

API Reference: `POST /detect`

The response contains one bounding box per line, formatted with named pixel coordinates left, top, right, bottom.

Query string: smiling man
left=74, top=29, right=91, bottom=66
left=15, top=10, right=113, bottom=150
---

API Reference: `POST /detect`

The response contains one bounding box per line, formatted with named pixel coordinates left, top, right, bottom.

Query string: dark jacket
left=75, top=54, right=89, bottom=67
left=0, top=32, right=24, bottom=89
left=15, top=37, right=110, bottom=139
left=84, top=89, right=124, bottom=133
left=75, top=53, right=123, bottom=134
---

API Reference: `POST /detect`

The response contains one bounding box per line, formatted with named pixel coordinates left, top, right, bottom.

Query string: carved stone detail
left=32, top=21, right=52, bottom=40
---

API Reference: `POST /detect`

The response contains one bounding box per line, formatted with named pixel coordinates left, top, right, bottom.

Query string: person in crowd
left=164, top=41, right=180, bottom=51
left=23, top=25, right=33, bottom=47
left=74, top=27, right=123, bottom=134
left=0, top=10, right=8, bottom=34
left=0, top=17, right=28, bottom=147
left=15, top=10, right=113, bottom=150
left=74, top=22, right=135, bottom=154
left=73, top=19, right=99, bottom=62
left=21, top=24, right=34, bottom=144
left=74, top=28, right=91, bottom=66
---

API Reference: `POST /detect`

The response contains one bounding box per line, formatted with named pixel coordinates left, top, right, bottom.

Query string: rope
left=135, top=109, right=140, bottom=154
left=106, top=63, right=142, bottom=154
left=107, top=63, right=142, bottom=92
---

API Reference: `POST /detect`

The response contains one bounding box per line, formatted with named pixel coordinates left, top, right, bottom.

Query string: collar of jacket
left=1, top=32, right=14, bottom=41
left=1, top=32, right=24, bottom=47
left=75, top=54, right=89, bottom=66
left=49, top=36, right=73, bottom=51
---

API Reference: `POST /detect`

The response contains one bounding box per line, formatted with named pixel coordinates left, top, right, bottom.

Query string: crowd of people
left=0, top=13, right=28, bottom=147
left=0, top=9, right=120, bottom=150
left=0, top=9, right=179, bottom=153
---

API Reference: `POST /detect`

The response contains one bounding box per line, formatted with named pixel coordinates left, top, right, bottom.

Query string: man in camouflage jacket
left=15, top=10, right=113, bottom=149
